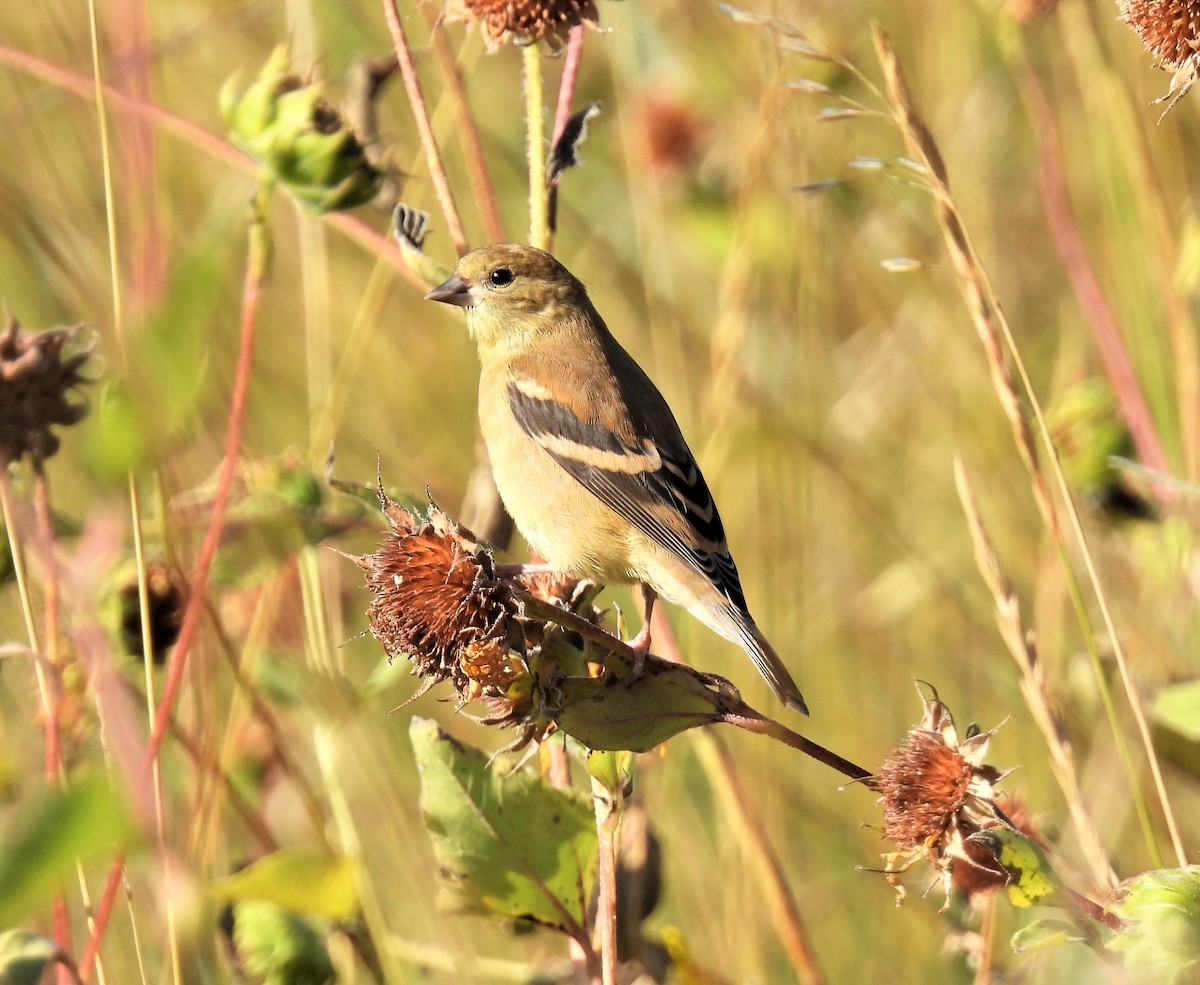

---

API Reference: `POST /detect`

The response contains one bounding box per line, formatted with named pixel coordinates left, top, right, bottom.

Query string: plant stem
left=382, top=0, right=470, bottom=255
left=524, top=43, right=549, bottom=250
left=80, top=179, right=274, bottom=982
left=590, top=776, right=620, bottom=985
left=32, top=464, right=73, bottom=981
left=422, top=9, right=506, bottom=244
left=692, top=731, right=827, bottom=985
left=552, top=27, right=586, bottom=145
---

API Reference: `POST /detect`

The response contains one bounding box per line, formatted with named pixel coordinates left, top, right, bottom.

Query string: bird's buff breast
left=478, top=384, right=642, bottom=585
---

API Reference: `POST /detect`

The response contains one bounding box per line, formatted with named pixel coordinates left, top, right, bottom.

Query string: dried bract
left=874, top=688, right=1013, bottom=906
left=0, top=317, right=92, bottom=467
left=443, top=0, right=600, bottom=51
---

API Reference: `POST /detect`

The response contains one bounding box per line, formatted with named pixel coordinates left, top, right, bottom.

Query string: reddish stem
left=552, top=26, right=586, bottom=145
left=1022, top=71, right=1172, bottom=503
left=423, top=12, right=506, bottom=244
left=382, top=0, right=470, bottom=256
left=34, top=465, right=73, bottom=983
left=0, top=44, right=426, bottom=290
left=79, top=193, right=269, bottom=982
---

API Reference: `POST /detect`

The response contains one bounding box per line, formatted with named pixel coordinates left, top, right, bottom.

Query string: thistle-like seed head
left=355, top=498, right=530, bottom=706
left=0, top=317, right=92, bottom=467
left=442, top=0, right=600, bottom=51
left=874, top=687, right=1014, bottom=906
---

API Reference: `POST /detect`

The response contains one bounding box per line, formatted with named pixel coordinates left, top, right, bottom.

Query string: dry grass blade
left=954, top=459, right=1115, bottom=894
left=870, top=23, right=1187, bottom=868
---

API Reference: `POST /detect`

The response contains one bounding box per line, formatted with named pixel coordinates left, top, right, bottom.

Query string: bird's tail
left=720, top=608, right=808, bottom=716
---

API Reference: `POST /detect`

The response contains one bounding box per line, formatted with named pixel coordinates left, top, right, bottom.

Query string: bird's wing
left=505, top=360, right=748, bottom=612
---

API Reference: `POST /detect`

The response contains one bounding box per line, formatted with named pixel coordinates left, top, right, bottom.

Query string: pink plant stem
left=33, top=465, right=73, bottom=984
left=382, top=0, right=470, bottom=256
left=422, top=11, right=506, bottom=244
left=79, top=192, right=270, bottom=982
left=0, top=44, right=427, bottom=291
left=552, top=26, right=586, bottom=145
left=1022, top=71, right=1172, bottom=503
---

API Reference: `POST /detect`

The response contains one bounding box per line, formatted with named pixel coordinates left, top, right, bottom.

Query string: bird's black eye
left=488, top=267, right=514, bottom=288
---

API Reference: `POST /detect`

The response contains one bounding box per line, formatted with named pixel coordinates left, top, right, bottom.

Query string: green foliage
left=410, top=718, right=597, bottom=938
left=222, top=45, right=381, bottom=213
left=214, top=850, right=360, bottom=922
left=0, top=930, right=62, bottom=985
left=0, top=776, right=137, bottom=925
left=1109, top=867, right=1200, bottom=984
left=1152, top=679, right=1200, bottom=780
left=227, top=900, right=336, bottom=985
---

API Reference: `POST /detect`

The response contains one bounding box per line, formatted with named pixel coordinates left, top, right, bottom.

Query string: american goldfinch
left=426, top=244, right=808, bottom=714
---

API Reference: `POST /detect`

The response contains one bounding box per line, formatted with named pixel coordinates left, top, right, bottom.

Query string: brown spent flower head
left=442, top=0, right=600, bottom=51
left=1119, top=0, right=1200, bottom=113
left=0, top=317, right=92, bottom=466
left=1120, top=0, right=1200, bottom=70
left=875, top=687, right=1013, bottom=906
left=355, top=497, right=530, bottom=705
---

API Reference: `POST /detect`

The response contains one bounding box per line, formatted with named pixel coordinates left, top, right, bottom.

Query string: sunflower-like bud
left=221, top=46, right=382, bottom=214
left=1119, top=0, right=1200, bottom=112
left=442, top=0, right=600, bottom=51
left=354, top=498, right=532, bottom=707
left=874, top=688, right=1014, bottom=906
left=0, top=317, right=92, bottom=467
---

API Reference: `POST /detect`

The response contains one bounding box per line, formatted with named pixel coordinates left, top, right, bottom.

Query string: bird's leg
left=627, top=584, right=657, bottom=675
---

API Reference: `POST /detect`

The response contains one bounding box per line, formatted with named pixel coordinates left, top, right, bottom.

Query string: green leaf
left=0, top=775, right=137, bottom=925
left=988, top=827, right=1059, bottom=908
left=0, top=930, right=61, bottom=985
left=213, top=850, right=359, bottom=921
left=229, top=900, right=335, bottom=985
left=1010, top=918, right=1082, bottom=954
left=1152, top=680, right=1200, bottom=779
left=585, top=750, right=634, bottom=799
left=410, top=718, right=597, bottom=937
left=1109, top=866, right=1200, bottom=984
left=549, top=647, right=738, bottom=752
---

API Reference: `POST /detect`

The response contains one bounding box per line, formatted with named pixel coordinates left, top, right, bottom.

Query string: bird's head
left=425, top=244, right=591, bottom=354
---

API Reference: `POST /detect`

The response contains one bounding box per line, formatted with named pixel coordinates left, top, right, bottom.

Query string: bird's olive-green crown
left=429, top=244, right=596, bottom=352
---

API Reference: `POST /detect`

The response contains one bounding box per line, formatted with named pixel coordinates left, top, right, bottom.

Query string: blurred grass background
left=1, top=0, right=1198, bottom=981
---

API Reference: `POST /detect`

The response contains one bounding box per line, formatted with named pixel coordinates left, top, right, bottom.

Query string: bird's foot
left=626, top=622, right=652, bottom=676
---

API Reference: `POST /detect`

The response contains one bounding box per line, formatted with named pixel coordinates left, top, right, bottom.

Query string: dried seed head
left=1119, top=0, right=1200, bottom=70
left=442, top=0, right=600, bottom=51
left=0, top=317, right=92, bottom=466
left=118, top=560, right=185, bottom=665
left=356, top=498, right=529, bottom=703
left=875, top=688, right=1012, bottom=906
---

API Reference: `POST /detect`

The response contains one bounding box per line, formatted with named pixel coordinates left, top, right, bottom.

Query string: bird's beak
left=425, top=274, right=474, bottom=308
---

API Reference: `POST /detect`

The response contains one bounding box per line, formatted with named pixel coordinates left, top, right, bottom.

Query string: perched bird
left=426, top=244, right=808, bottom=714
